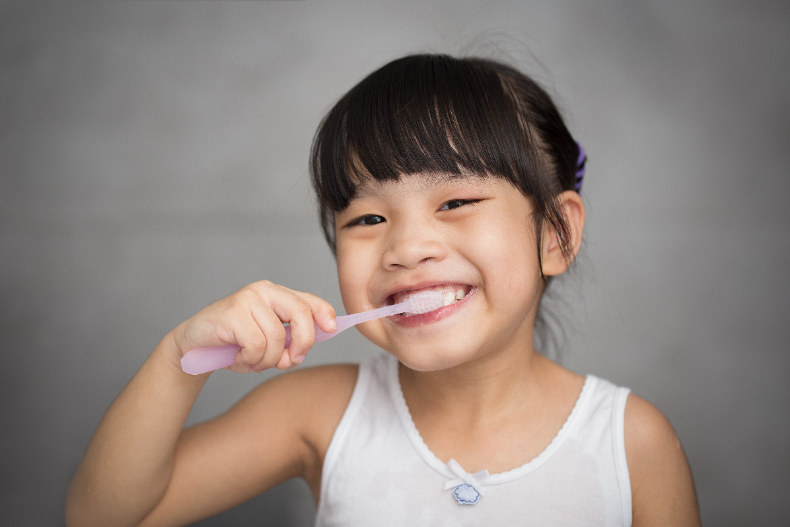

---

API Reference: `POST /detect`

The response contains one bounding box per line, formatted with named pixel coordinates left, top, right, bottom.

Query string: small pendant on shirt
left=453, top=484, right=480, bottom=505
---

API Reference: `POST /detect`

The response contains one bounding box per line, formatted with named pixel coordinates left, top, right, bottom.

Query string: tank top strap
left=317, top=356, right=373, bottom=511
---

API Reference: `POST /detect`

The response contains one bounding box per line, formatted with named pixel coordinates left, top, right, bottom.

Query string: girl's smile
left=334, top=173, right=545, bottom=371
left=389, top=284, right=477, bottom=326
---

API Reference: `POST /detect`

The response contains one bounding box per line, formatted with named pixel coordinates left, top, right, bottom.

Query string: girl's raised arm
left=65, top=281, right=345, bottom=527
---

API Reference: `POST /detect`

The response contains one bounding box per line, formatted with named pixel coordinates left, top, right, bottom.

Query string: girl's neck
left=399, top=341, right=549, bottom=429
left=397, top=341, right=585, bottom=475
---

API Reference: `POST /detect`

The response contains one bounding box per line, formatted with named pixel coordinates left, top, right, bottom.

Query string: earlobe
left=541, top=191, right=585, bottom=276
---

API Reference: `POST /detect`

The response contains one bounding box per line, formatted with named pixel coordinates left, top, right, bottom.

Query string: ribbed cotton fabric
left=316, top=354, right=632, bottom=526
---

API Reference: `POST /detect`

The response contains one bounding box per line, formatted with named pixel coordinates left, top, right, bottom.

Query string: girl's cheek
left=336, top=242, right=373, bottom=309
left=336, top=255, right=354, bottom=298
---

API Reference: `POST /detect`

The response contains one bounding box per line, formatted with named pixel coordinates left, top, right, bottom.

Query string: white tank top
left=316, top=353, right=632, bottom=526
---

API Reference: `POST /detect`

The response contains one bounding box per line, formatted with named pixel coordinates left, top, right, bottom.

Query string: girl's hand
left=170, top=281, right=336, bottom=373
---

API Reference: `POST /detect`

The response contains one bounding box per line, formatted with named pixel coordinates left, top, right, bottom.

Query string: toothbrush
left=181, top=291, right=444, bottom=375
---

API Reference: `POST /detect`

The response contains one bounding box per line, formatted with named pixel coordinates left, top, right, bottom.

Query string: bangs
left=343, top=56, right=536, bottom=184
left=311, top=56, right=548, bottom=238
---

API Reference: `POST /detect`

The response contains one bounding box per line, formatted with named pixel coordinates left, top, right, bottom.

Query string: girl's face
left=334, top=173, right=545, bottom=372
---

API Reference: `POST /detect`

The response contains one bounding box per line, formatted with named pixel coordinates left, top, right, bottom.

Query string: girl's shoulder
left=244, top=362, right=360, bottom=440
left=623, top=394, right=701, bottom=526
left=266, top=362, right=360, bottom=394
left=244, top=362, right=360, bottom=404
left=237, top=363, right=360, bottom=492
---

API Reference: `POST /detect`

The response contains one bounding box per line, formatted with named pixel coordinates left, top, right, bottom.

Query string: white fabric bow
left=443, top=459, right=491, bottom=496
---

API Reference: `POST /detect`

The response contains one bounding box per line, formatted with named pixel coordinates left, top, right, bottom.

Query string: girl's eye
left=348, top=214, right=385, bottom=227
left=440, top=199, right=478, bottom=211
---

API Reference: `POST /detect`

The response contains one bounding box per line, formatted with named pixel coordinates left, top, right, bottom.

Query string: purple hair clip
left=575, top=142, right=586, bottom=193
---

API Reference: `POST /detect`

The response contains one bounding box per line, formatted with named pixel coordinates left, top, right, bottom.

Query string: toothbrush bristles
left=405, top=291, right=445, bottom=314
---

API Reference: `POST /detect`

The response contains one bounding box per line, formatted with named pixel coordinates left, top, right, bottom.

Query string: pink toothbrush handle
left=180, top=344, right=241, bottom=375
left=180, top=302, right=406, bottom=375
left=180, top=321, right=349, bottom=375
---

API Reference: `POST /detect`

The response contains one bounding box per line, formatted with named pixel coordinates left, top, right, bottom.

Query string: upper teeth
left=398, top=288, right=468, bottom=316
left=442, top=289, right=466, bottom=306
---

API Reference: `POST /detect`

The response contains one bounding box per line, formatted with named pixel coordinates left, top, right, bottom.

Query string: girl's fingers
left=180, top=281, right=335, bottom=374
left=228, top=361, right=254, bottom=374
left=274, top=349, right=295, bottom=371
left=211, top=285, right=282, bottom=372
left=243, top=303, right=287, bottom=371
left=287, top=291, right=336, bottom=364
left=291, top=291, right=337, bottom=334
left=239, top=282, right=318, bottom=371
left=268, top=291, right=316, bottom=367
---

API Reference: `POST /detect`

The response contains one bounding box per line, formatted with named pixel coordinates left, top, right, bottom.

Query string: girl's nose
left=381, top=223, right=448, bottom=270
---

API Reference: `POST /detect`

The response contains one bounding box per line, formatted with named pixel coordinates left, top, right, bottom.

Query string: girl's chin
left=393, top=353, right=460, bottom=373
left=386, top=342, right=479, bottom=373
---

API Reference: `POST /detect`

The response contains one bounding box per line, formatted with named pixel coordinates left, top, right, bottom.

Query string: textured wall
left=1, top=1, right=788, bottom=525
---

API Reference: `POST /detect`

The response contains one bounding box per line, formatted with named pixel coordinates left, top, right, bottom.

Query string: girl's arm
left=65, top=281, right=343, bottom=527
left=65, top=334, right=209, bottom=527
left=137, top=362, right=356, bottom=526
left=625, top=394, right=702, bottom=527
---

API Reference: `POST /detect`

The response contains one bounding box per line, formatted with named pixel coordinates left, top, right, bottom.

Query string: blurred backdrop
left=2, top=1, right=789, bottom=525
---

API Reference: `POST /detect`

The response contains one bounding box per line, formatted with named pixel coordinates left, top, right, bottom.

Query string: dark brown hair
left=310, top=54, right=582, bottom=276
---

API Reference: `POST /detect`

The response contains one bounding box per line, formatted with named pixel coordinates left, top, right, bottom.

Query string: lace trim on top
left=385, top=354, right=595, bottom=486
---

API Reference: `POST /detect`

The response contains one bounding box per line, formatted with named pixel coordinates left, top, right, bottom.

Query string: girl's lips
left=389, top=286, right=477, bottom=327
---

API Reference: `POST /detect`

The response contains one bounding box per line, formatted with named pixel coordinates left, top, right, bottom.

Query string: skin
left=65, top=173, right=700, bottom=527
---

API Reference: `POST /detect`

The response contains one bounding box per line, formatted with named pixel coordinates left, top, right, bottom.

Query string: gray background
left=2, top=1, right=789, bottom=525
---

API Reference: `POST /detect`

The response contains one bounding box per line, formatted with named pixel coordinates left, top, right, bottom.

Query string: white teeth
left=397, top=287, right=469, bottom=316
left=438, top=289, right=467, bottom=307
left=443, top=291, right=455, bottom=306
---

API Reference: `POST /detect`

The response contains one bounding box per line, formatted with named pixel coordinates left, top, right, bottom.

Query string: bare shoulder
left=624, top=394, right=701, bottom=527
left=238, top=363, right=359, bottom=449
left=247, top=362, right=359, bottom=403
left=235, top=363, right=359, bottom=496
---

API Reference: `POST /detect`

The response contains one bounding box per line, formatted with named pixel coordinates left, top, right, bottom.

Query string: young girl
left=66, top=54, right=700, bottom=526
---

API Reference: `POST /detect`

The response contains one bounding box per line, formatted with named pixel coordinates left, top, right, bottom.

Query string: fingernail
left=292, top=354, right=305, bottom=365
left=327, top=318, right=337, bottom=331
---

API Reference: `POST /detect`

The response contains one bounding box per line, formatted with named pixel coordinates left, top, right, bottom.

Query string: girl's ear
left=541, top=190, right=585, bottom=277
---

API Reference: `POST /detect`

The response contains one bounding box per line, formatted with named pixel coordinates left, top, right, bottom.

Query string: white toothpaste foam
left=404, top=291, right=445, bottom=315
